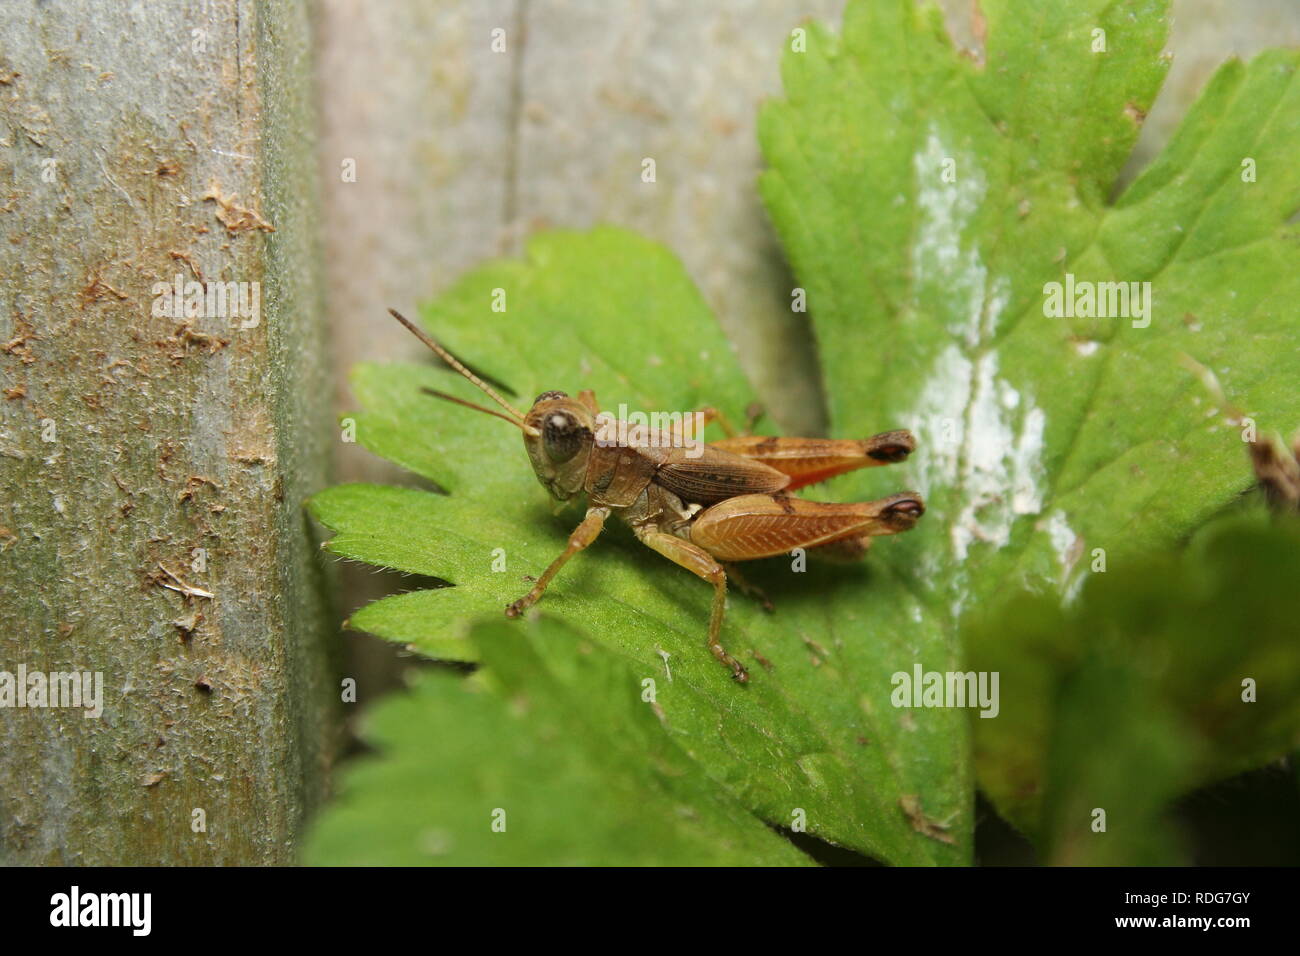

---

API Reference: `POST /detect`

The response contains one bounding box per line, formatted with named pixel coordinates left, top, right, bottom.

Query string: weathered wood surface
left=0, top=0, right=336, bottom=864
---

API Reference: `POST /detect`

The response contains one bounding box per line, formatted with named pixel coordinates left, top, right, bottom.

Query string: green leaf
left=311, top=0, right=1300, bottom=866
left=759, top=0, right=1300, bottom=837
left=312, top=227, right=958, bottom=864
left=306, top=615, right=814, bottom=866
left=965, top=516, right=1300, bottom=865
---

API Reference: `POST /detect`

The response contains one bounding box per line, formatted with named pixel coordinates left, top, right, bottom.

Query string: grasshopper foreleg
left=506, top=505, right=609, bottom=618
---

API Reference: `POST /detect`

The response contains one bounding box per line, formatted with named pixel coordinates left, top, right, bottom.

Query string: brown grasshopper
left=389, top=309, right=924, bottom=683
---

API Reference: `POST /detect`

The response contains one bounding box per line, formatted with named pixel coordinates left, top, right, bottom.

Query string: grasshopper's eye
left=543, top=411, right=583, bottom=463
left=535, top=390, right=568, bottom=403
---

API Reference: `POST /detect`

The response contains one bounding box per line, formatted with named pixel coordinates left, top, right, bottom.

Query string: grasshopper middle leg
left=634, top=526, right=748, bottom=683
left=673, top=403, right=765, bottom=440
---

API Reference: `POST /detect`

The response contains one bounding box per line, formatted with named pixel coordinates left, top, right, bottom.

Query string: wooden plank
left=0, top=0, right=336, bottom=864
left=316, top=0, right=848, bottom=458
left=513, top=0, right=847, bottom=435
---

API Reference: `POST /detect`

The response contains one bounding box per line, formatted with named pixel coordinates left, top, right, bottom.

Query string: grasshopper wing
left=650, top=444, right=791, bottom=505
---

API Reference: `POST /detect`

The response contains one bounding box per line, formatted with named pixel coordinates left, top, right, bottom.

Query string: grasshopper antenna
left=420, top=387, right=530, bottom=430
left=388, top=308, right=539, bottom=436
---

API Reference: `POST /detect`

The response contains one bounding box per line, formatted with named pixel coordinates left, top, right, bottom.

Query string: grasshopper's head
left=387, top=309, right=594, bottom=503
left=522, top=391, right=596, bottom=501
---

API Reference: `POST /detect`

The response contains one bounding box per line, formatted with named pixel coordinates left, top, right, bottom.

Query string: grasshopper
left=389, top=309, right=924, bottom=683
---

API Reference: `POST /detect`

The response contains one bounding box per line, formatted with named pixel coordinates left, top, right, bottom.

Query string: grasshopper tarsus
left=391, top=308, right=925, bottom=684
left=709, top=631, right=749, bottom=682
left=711, top=642, right=749, bottom=682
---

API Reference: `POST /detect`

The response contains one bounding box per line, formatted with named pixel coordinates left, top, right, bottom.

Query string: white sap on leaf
left=911, top=347, right=1047, bottom=562
left=911, top=128, right=992, bottom=349
left=1044, top=509, right=1077, bottom=572
left=909, top=344, right=969, bottom=503
left=1043, top=508, right=1086, bottom=604
left=905, top=127, right=1052, bottom=568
